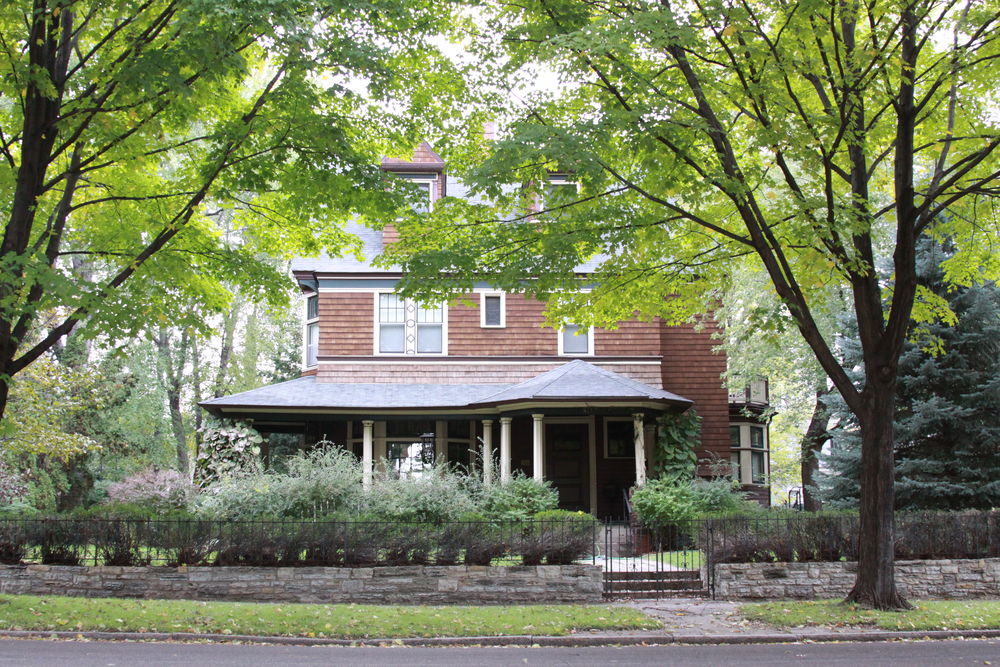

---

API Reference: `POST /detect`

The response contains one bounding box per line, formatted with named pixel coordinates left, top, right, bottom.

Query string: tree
left=822, top=237, right=1000, bottom=510
left=716, top=261, right=843, bottom=510
left=389, top=1, right=1000, bottom=608
left=0, top=0, right=464, bottom=423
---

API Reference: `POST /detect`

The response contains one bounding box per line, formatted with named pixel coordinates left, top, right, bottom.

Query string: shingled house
left=201, top=144, right=772, bottom=516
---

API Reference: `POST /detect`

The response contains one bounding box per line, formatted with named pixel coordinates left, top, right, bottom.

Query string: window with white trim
left=480, top=292, right=505, bottom=328
left=376, top=293, right=446, bottom=355
left=730, top=423, right=769, bottom=485
left=304, top=294, right=319, bottom=367
left=558, top=323, right=593, bottom=356
left=394, top=172, right=437, bottom=212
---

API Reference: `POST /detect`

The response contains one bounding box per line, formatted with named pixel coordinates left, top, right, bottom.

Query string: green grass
left=0, top=595, right=660, bottom=639
left=654, top=550, right=702, bottom=570
left=742, top=600, right=1000, bottom=631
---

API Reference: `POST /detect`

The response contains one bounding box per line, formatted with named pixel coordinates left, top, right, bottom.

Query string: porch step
left=604, top=589, right=710, bottom=600
left=603, top=569, right=706, bottom=599
left=604, top=570, right=700, bottom=582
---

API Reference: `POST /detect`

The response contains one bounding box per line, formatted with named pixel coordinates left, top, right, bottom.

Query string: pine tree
left=821, top=239, right=1000, bottom=509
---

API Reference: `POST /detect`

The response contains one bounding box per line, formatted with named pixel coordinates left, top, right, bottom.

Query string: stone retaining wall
left=0, top=564, right=602, bottom=604
left=713, top=558, right=1000, bottom=600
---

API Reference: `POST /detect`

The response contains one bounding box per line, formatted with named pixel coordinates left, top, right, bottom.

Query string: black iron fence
left=0, top=517, right=598, bottom=568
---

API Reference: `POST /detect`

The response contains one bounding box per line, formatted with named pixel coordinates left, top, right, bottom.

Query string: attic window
left=394, top=172, right=437, bottom=212
left=481, top=292, right=505, bottom=328
left=543, top=173, right=576, bottom=211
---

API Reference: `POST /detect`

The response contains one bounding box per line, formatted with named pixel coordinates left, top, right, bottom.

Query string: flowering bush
left=106, top=467, right=197, bottom=510
left=0, top=459, right=26, bottom=506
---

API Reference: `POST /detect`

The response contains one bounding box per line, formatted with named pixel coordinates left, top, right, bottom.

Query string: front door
left=545, top=422, right=590, bottom=512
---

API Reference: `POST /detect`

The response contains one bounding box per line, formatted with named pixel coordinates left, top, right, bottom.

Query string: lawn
left=742, top=600, right=1000, bottom=631
left=0, top=595, right=660, bottom=638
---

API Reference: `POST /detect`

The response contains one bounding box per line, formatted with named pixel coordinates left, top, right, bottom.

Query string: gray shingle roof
left=201, top=361, right=691, bottom=415
left=476, top=360, right=691, bottom=406
left=200, top=376, right=509, bottom=411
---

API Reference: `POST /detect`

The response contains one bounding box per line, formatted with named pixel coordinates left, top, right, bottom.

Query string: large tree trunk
left=800, top=389, right=831, bottom=512
left=845, top=378, right=911, bottom=609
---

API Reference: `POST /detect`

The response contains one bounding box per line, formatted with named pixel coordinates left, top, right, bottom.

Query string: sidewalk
left=2, top=598, right=999, bottom=647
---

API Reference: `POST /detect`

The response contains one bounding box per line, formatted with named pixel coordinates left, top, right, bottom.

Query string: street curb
left=1, top=628, right=999, bottom=647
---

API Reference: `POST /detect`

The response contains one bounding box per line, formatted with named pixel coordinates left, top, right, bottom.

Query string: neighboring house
left=201, top=143, right=771, bottom=516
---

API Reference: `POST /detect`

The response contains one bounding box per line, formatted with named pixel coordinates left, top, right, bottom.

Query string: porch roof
left=200, top=360, right=692, bottom=417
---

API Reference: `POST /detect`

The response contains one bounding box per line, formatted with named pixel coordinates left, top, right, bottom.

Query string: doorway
left=544, top=422, right=591, bottom=512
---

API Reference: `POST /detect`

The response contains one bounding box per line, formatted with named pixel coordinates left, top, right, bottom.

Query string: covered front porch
left=200, top=360, right=693, bottom=518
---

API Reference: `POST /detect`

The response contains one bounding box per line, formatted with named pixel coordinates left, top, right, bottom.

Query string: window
left=480, top=292, right=505, bottom=328
left=604, top=419, right=634, bottom=459
left=377, top=293, right=445, bottom=355
left=394, top=172, right=437, bottom=212
left=446, top=420, right=474, bottom=471
left=730, top=423, right=769, bottom=485
left=559, top=324, right=592, bottom=356
left=543, top=174, right=576, bottom=212
left=303, top=294, right=319, bottom=367
left=385, top=419, right=436, bottom=477
left=378, top=293, right=406, bottom=353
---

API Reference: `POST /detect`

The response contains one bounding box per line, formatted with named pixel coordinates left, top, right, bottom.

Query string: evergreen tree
left=821, top=239, right=1000, bottom=509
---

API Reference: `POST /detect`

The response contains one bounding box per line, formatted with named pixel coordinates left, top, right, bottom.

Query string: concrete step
left=604, top=579, right=704, bottom=592
left=603, top=589, right=710, bottom=600
left=604, top=570, right=700, bottom=582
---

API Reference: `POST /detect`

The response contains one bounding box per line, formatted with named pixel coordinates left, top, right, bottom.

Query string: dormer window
left=543, top=173, right=577, bottom=211
left=394, top=172, right=437, bottom=212
left=303, top=294, right=319, bottom=367
left=559, top=324, right=593, bottom=356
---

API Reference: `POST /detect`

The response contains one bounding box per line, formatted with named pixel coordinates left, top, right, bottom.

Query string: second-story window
left=481, top=292, right=505, bottom=328
left=304, top=294, right=319, bottom=367
left=377, top=293, right=445, bottom=355
left=559, top=324, right=593, bottom=356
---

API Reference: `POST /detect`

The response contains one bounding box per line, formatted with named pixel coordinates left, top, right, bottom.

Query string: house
left=201, top=143, right=771, bottom=516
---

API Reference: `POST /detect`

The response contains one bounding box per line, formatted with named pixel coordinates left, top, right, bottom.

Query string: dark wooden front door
left=545, top=422, right=590, bottom=512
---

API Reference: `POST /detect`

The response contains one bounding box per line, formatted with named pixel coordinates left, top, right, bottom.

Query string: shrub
left=106, top=468, right=197, bottom=511
left=632, top=478, right=756, bottom=529
left=527, top=510, right=597, bottom=565
left=366, top=465, right=478, bottom=523
left=0, top=519, right=28, bottom=564
left=195, top=445, right=362, bottom=520
left=631, top=477, right=698, bottom=526
left=479, top=474, right=559, bottom=521
left=196, top=419, right=264, bottom=486
left=0, top=459, right=26, bottom=506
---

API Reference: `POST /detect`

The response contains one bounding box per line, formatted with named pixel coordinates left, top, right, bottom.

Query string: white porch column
left=532, top=413, right=545, bottom=481
left=481, top=419, right=494, bottom=486
left=633, top=413, right=647, bottom=487
left=500, top=417, right=512, bottom=483
left=362, top=419, right=374, bottom=490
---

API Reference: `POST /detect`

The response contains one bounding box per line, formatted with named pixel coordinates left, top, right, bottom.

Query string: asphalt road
left=1, top=639, right=999, bottom=666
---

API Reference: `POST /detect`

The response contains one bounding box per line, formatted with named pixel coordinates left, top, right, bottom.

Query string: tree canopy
left=0, top=0, right=465, bottom=422
left=388, top=0, right=1000, bottom=609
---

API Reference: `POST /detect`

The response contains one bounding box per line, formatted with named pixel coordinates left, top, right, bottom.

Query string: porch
left=200, top=359, right=693, bottom=518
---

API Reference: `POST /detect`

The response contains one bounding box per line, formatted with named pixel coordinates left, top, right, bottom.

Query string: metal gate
left=597, top=520, right=708, bottom=599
